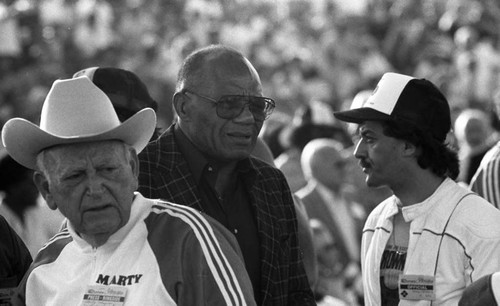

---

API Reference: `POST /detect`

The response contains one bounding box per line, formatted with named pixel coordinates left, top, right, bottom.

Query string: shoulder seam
left=38, top=229, right=72, bottom=253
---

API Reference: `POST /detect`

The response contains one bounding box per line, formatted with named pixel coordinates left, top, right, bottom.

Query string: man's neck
left=81, top=233, right=111, bottom=248
left=391, top=172, right=445, bottom=207
left=214, top=162, right=238, bottom=195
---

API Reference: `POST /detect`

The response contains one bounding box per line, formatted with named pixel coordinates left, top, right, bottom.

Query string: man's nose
left=235, top=104, right=255, bottom=122
left=86, top=174, right=105, bottom=197
left=353, top=139, right=366, bottom=159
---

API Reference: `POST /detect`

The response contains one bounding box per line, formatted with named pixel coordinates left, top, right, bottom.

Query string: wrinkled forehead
left=208, top=55, right=262, bottom=93
left=42, top=140, right=127, bottom=165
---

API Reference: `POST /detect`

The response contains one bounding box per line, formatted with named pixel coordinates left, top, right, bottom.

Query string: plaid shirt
left=138, top=124, right=316, bottom=306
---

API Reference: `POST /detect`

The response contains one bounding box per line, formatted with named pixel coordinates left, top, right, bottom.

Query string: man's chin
left=365, top=176, right=381, bottom=188
left=222, top=148, right=252, bottom=161
left=84, top=223, right=119, bottom=236
left=82, top=214, right=122, bottom=237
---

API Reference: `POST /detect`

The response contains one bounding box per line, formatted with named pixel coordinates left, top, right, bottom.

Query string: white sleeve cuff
left=492, top=272, right=500, bottom=304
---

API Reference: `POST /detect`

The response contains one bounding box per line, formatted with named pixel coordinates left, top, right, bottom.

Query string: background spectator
left=453, top=108, right=498, bottom=185
left=275, top=101, right=351, bottom=193
left=0, top=150, right=64, bottom=257
left=3, top=0, right=500, bottom=142
left=0, top=214, right=31, bottom=304
left=469, top=86, right=500, bottom=209
left=5, top=0, right=500, bottom=302
left=297, top=138, right=364, bottom=304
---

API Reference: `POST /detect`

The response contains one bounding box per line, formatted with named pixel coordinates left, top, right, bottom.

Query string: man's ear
left=173, top=92, right=190, bottom=122
left=33, top=171, right=57, bottom=210
left=128, top=148, right=140, bottom=191
left=402, top=141, right=418, bottom=157
left=129, top=148, right=139, bottom=178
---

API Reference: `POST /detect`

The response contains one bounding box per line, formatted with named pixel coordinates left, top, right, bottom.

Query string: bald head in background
left=301, top=138, right=349, bottom=193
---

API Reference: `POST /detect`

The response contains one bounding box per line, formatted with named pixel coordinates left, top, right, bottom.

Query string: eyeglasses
left=183, top=89, right=275, bottom=121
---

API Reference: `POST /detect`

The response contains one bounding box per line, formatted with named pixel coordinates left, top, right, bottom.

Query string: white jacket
left=362, top=178, right=500, bottom=305
left=16, top=193, right=255, bottom=306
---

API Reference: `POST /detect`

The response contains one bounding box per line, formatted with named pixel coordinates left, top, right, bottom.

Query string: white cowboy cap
left=1, top=76, right=157, bottom=170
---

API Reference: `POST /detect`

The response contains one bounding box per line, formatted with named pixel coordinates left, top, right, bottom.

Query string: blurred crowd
left=3, top=0, right=500, bottom=304
left=1, top=0, right=500, bottom=128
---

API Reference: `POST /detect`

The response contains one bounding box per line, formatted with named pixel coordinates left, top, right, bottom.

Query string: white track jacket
left=362, top=178, right=500, bottom=306
left=14, top=193, right=256, bottom=306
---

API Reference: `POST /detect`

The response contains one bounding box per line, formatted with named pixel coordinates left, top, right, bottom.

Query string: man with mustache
left=334, top=72, right=500, bottom=305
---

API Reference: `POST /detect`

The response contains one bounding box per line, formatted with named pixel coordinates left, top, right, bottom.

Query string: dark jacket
left=138, top=124, right=316, bottom=306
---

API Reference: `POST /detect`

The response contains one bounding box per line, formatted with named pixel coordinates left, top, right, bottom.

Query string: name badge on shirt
left=81, top=285, right=127, bottom=306
left=399, top=274, right=435, bottom=300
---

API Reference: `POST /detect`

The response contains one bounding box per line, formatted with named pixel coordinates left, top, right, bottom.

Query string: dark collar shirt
left=174, top=126, right=262, bottom=302
left=138, top=124, right=316, bottom=306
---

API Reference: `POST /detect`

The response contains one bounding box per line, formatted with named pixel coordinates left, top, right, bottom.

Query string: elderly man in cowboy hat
left=2, top=76, right=256, bottom=306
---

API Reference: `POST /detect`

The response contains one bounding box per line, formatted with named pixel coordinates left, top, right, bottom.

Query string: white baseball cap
left=334, top=72, right=451, bottom=142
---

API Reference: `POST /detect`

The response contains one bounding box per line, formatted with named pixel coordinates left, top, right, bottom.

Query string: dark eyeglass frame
left=182, top=89, right=275, bottom=121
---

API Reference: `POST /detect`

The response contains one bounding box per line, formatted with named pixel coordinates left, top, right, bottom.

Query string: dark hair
left=382, top=120, right=459, bottom=180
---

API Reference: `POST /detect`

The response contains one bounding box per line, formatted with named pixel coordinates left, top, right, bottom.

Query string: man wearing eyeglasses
left=138, top=45, right=316, bottom=305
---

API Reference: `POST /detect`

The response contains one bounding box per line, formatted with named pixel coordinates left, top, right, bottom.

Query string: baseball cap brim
left=334, top=107, right=392, bottom=124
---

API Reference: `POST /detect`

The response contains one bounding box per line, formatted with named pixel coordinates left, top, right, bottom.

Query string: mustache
left=358, top=159, right=371, bottom=168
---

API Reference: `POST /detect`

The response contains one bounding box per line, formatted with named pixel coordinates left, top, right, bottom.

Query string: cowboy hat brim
left=2, top=108, right=156, bottom=170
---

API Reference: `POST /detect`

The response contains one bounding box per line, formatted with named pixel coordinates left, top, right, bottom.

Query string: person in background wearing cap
left=334, top=72, right=500, bottom=305
left=2, top=76, right=256, bottom=305
left=138, top=44, right=316, bottom=305
left=73, top=66, right=162, bottom=139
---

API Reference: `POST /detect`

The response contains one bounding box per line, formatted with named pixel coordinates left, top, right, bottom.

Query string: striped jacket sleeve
left=147, top=202, right=256, bottom=306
